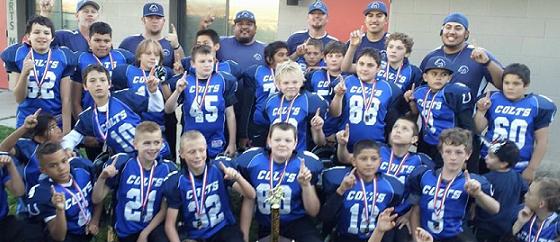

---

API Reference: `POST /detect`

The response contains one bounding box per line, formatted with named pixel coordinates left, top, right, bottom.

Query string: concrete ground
left=0, top=90, right=17, bottom=128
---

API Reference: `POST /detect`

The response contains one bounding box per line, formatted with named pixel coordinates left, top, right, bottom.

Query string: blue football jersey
left=482, top=92, right=557, bottom=172
left=53, top=29, right=89, bottom=52
left=420, top=44, right=502, bottom=98
left=1, top=44, right=77, bottom=127
left=286, top=30, right=338, bottom=55
left=181, top=57, right=242, bottom=79
left=254, top=91, right=328, bottom=152
left=236, top=148, right=323, bottom=228
left=73, top=90, right=168, bottom=155
left=378, top=145, right=435, bottom=184
left=295, top=56, right=326, bottom=74
left=106, top=154, right=177, bottom=237
left=244, top=64, right=278, bottom=112
left=406, top=167, right=493, bottom=240
left=340, top=75, right=402, bottom=149
left=515, top=212, right=559, bottom=242
left=377, top=58, right=422, bottom=92
left=118, top=34, right=176, bottom=69
left=305, top=70, right=346, bottom=136
left=164, top=162, right=237, bottom=240
left=217, top=37, right=265, bottom=70
left=27, top=168, right=94, bottom=235
left=0, top=165, right=11, bottom=221
left=413, top=83, right=473, bottom=145
left=347, top=33, right=389, bottom=63
left=73, top=49, right=135, bottom=108
left=178, top=72, right=237, bottom=157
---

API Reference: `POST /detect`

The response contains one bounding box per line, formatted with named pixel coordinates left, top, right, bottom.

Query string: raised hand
left=463, top=170, right=482, bottom=197
left=295, top=38, right=310, bottom=57
left=23, top=108, right=41, bottom=129
left=476, top=91, right=492, bottom=113
left=199, top=12, right=216, bottom=30
left=0, top=154, right=14, bottom=168
left=146, top=67, right=159, bottom=93
left=403, top=83, right=416, bottom=103
left=349, top=26, right=364, bottom=47
left=517, top=206, right=534, bottom=225
left=334, top=76, right=347, bottom=96
left=165, top=24, right=180, bottom=50
left=310, top=108, right=324, bottom=131
left=336, top=123, right=350, bottom=146
left=415, top=227, right=434, bottom=242
left=375, top=207, right=398, bottom=233
left=219, top=162, right=241, bottom=182
left=470, top=43, right=490, bottom=65
left=175, top=72, right=188, bottom=92
left=22, top=51, right=35, bottom=75
left=99, top=157, right=119, bottom=180
left=337, top=167, right=356, bottom=195
left=39, top=0, right=55, bottom=16
left=297, top=158, right=312, bottom=187
left=173, top=52, right=184, bottom=75
left=51, top=185, right=66, bottom=210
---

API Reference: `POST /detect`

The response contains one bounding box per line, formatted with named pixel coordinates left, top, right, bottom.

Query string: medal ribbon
left=269, top=156, right=289, bottom=190
left=386, top=150, right=409, bottom=176
left=195, top=75, right=212, bottom=110
left=385, top=63, right=403, bottom=84
left=93, top=103, right=110, bottom=141
left=433, top=173, right=457, bottom=218
left=29, top=48, right=52, bottom=94
left=359, top=79, right=377, bottom=112
left=59, top=178, right=91, bottom=224
left=137, top=159, right=156, bottom=211
left=527, top=214, right=553, bottom=242
left=278, top=94, right=300, bottom=122
left=188, top=165, right=208, bottom=216
left=421, top=90, right=439, bottom=129
left=358, top=174, right=377, bottom=226
left=93, top=52, right=115, bottom=71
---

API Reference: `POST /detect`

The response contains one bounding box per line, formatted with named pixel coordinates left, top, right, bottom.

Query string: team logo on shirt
left=163, top=49, right=171, bottom=57
left=458, top=65, right=469, bottom=74
left=254, top=53, right=263, bottom=61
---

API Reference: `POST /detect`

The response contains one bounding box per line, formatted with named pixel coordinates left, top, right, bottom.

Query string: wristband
left=482, top=59, right=491, bottom=66
left=173, top=45, right=181, bottom=50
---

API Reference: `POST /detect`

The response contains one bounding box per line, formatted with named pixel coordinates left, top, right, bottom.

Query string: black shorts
left=0, top=215, right=24, bottom=242
left=257, top=215, right=322, bottom=242
left=180, top=224, right=244, bottom=242
left=47, top=233, right=92, bottom=242
left=118, top=223, right=169, bottom=242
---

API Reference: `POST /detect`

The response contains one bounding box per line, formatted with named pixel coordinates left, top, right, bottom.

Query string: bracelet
left=173, top=45, right=181, bottom=50
left=482, top=59, right=491, bottom=66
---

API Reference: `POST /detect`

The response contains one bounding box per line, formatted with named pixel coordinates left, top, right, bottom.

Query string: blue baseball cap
left=423, top=56, right=454, bottom=74
left=76, top=0, right=99, bottom=12
left=308, top=1, right=328, bottom=14
left=234, top=10, right=256, bottom=23
left=364, top=1, right=388, bottom=16
left=143, top=2, right=164, bottom=17
left=443, top=12, right=469, bottom=30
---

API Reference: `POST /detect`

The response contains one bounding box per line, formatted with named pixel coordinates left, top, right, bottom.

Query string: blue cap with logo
left=308, top=1, right=328, bottom=14
left=143, top=2, right=164, bottom=17
left=363, top=1, right=388, bottom=16
left=234, top=10, right=256, bottom=23
left=423, top=56, right=454, bottom=74
left=443, top=12, right=469, bottom=30
left=76, top=0, right=99, bottom=12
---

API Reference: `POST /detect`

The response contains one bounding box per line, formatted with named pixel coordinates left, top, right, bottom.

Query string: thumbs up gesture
left=51, top=186, right=66, bottom=211
left=476, top=92, right=492, bottom=113
left=219, top=162, right=240, bottom=182
left=463, top=170, right=482, bottom=197
left=403, top=83, right=416, bottom=103
left=297, top=158, right=312, bottom=187
left=310, top=108, right=324, bottom=131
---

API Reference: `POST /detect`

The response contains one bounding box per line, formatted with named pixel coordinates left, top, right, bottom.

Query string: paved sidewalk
left=0, top=90, right=17, bottom=128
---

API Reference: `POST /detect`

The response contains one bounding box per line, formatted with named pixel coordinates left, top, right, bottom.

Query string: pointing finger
left=299, top=157, right=306, bottom=169
left=149, top=66, right=155, bottom=77
left=51, top=185, right=56, bottom=195
left=315, top=108, right=321, bottom=117
left=344, top=123, right=350, bottom=134
left=411, top=82, right=416, bottom=91
left=174, top=52, right=181, bottom=63
left=464, top=169, right=471, bottom=181
left=171, top=24, right=177, bottom=34
left=360, top=25, right=364, bottom=33
left=486, top=91, right=491, bottom=99
left=350, top=167, right=357, bottom=176
left=33, top=108, right=42, bottom=117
